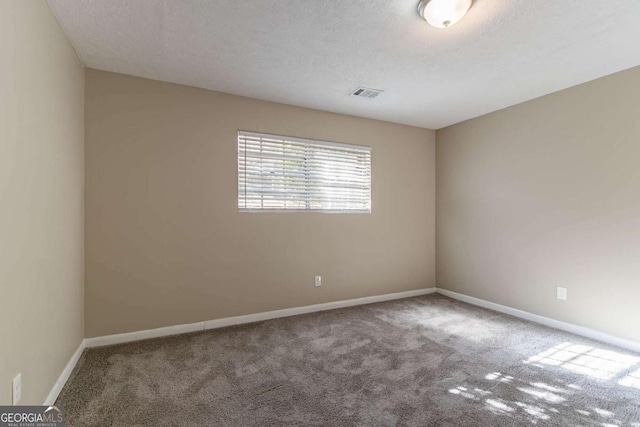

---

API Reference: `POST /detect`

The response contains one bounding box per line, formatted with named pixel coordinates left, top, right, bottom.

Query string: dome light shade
left=417, top=0, right=473, bottom=28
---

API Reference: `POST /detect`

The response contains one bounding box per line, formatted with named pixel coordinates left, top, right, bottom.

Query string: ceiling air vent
left=349, top=87, right=384, bottom=99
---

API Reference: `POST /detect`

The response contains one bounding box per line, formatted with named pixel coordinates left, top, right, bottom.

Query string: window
left=238, top=131, right=371, bottom=212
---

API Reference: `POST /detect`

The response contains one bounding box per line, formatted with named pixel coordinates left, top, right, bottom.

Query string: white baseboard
left=436, top=288, right=640, bottom=354
left=44, top=286, right=639, bottom=404
left=85, top=288, right=436, bottom=348
left=43, top=339, right=86, bottom=405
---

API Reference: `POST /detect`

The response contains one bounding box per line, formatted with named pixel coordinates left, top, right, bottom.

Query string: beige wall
left=0, top=1, right=84, bottom=405
left=437, top=65, right=640, bottom=343
left=85, top=69, right=436, bottom=337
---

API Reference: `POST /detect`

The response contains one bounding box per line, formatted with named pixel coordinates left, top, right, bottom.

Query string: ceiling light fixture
left=417, top=0, right=473, bottom=29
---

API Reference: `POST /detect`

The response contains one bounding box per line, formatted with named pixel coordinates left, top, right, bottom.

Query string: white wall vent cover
left=349, top=87, right=384, bottom=99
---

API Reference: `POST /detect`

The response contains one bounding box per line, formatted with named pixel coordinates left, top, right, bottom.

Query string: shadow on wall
left=448, top=342, right=640, bottom=425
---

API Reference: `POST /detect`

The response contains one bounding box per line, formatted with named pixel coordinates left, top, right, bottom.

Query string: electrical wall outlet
left=314, top=275, right=322, bottom=287
left=12, top=373, right=21, bottom=405
left=557, top=287, right=567, bottom=301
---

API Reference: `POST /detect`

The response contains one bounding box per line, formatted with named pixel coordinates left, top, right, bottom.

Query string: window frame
left=237, top=130, right=372, bottom=214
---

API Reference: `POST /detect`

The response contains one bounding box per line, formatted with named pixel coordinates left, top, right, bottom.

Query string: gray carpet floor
left=57, top=294, right=640, bottom=426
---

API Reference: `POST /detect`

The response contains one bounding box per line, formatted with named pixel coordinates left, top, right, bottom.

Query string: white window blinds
left=238, top=131, right=372, bottom=212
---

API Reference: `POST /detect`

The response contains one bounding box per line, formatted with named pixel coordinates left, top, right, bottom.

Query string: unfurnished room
left=1, top=0, right=640, bottom=425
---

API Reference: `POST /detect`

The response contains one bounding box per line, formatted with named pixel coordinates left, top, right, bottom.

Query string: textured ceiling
left=48, top=0, right=640, bottom=129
